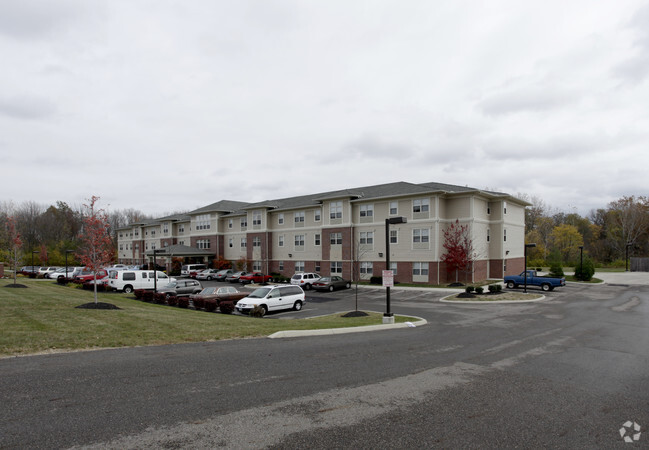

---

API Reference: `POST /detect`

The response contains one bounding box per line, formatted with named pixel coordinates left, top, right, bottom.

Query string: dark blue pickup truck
left=504, top=270, right=566, bottom=291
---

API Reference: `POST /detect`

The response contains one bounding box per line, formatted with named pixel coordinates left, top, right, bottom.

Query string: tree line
left=521, top=194, right=649, bottom=267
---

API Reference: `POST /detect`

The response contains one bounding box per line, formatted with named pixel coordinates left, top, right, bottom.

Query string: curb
left=268, top=316, right=428, bottom=339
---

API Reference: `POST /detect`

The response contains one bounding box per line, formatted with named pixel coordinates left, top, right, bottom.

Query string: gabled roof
left=189, top=200, right=250, bottom=215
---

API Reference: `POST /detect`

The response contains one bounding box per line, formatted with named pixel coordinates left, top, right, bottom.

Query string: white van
left=108, top=270, right=176, bottom=293
left=181, top=264, right=207, bottom=277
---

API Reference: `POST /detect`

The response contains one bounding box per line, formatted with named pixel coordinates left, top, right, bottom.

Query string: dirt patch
left=75, top=302, right=122, bottom=310
left=4, top=283, right=27, bottom=288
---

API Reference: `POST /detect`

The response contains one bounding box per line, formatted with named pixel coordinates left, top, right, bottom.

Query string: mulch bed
left=4, top=283, right=28, bottom=288
left=342, top=311, right=369, bottom=317
left=75, top=302, right=122, bottom=310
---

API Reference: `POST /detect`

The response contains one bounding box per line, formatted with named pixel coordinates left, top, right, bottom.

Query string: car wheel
left=506, top=281, right=515, bottom=289
left=304, top=283, right=312, bottom=291
left=260, top=305, right=268, bottom=316
left=541, top=283, right=551, bottom=291
left=328, top=285, right=334, bottom=292
left=345, top=282, right=351, bottom=289
left=293, top=301, right=303, bottom=311
left=165, top=293, right=171, bottom=300
left=207, top=276, right=212, bottom=281
left=123, top=285, right=134, bottom=294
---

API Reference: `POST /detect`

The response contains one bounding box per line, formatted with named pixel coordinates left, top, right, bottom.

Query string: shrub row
left=132, top=289, right=234, bottom=314
left=465, top=284, right=502, bottom=294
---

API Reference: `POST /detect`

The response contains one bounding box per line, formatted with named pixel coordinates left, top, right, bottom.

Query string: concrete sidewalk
left=585, top=270, right=649, bottom=285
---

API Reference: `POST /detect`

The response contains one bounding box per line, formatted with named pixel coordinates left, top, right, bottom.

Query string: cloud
left=612, top=4, right=649, bottom=85
left=0, top=95, right=56, bottom=120
left=0, top=0, right=88, bottom=40
left=477, top=81, right=582, bottom=116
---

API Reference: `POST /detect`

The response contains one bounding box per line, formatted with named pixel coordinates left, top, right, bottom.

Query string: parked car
left=156, top=279, right=202, bottom=297
left=196, top=269, right=220, bottom=281
left=181, top=264, right=207, bottom=277
left=214, top=269, right=234, bottom=281
left=226, top=271, right=249, bottom=283
left=75, top=269, right=110, bottom=283
left=38, top=267, right=60, bottom=277
left=239, top=272, right=274, bottom=285
left=20, top=266, right=40, bottom=275
left=48, top=267, right=83, bottom=280
left=312, top=276, right=352, bottom=292
left=108, top=270, right=176, bottom=293
left=235, top=285, right=305, bottom=316
left=83, top=276, right=110, bottom=291
left=504, top=270, right=566, bottom=291
left=189, top=286, right=249, bottom=304
left=290, top=272, right=321, bottom=290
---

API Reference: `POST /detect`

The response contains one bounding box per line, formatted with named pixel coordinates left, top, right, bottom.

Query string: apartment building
left=116, top=181, right=529, bottom=283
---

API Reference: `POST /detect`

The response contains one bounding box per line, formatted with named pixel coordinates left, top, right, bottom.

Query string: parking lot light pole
left=524, top=243, right=536, bottom=293
left=579, top=246, right=584, bottom=279
left=153, top=249, right=165, bottom=293
left=65, top=249, right=74, bottom=283
left=31, top=250, right=39, bottom=277
left=384, top=217, right=406, bottom=323
left=626, top=243, right=631, bottom=271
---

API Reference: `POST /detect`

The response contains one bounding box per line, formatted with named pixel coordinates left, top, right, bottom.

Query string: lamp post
left=153, top=249, right=165, bottom=293
left=31, top=250, right=39, bottom=277
left=384, top=217, right=407, bottom=323
left=626, top=243, right=632, bottom=272
left=578, top=245, right=584, bottom=280
left=524, top=243, right=536, bottom=293
left=65, top=249, right=74, bottom=283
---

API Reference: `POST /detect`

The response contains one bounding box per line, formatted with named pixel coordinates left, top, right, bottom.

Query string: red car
left=238, top=272, right=274, bottom=284
left=74, top=269, right=110, bottom=283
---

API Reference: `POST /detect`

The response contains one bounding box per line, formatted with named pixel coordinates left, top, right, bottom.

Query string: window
left=390, top=229, right=398, bottom=244
left=253, top=261, right=261, bottom=271
left=197, top=239, right=211, bottom=249
left=360, top=231, right=374, bottom=245
left=241, top=238, right=247, bottom=249
left=178, top=240, right=184, bottom=246
left=331, top=261, right=342, bottom=274
left=151, top=243, right=156, bottom=250
left=413, top=198, right=430, bottom=213
left=390, top=262, right=397, bottom=275
left=145, top=243, right=149, bottom=250
left=294, top=234, right=305, bottom=247
left=330, top=201, right=342, bottom=219
left=279, top=261, right=284, bottom=271
left=389, top=201, right=398, bottom=215
left=504, top=201, right=507, bottom=215
left=163, top=224, right=169, bottom=234
left=360, top=262, right=373, bottom=275
left=315, top=262, right=321, bottom=272
left=135, top=243, right=139, bottom=250
left=413, top=229, right=430, bottom=243
left=330, top=232, right=343, bottom=245
left=314, top=233, right=321, bottom=246
left=178, top=225, right=184, bottom=233
left=314, top=209, right=321, bottom=221
left=487, top=206, right=491, bottom=215
left=413, top=262, right=429, bottom=276
left=504, top=229, right=507, bottom=242
left=487, top=229, right=490, bottom=242
left=295, top=261, right=305, bottom=272
left=253, top=237, right=261, bottom=247
left=196, top=214, right=211, bottom=230
left=228, top=238, right=233, bottom=248
left=151, top=230, right=156, bottom=236
left=253, top=211, right=262, bottom=226
left=294, top=211, right=305, bottom=223
left=278, top=213, right=284, bottom=225
left=240, top=217, right=248, bottom=228
left=135, top=230, right=139, bottom=236
left=360, top=204, right=373, bottom=217
left=279, top=235, right=284, bottom=247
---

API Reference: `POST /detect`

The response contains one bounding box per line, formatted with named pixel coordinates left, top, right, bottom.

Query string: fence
left=630, top=257, right=649, bottom=272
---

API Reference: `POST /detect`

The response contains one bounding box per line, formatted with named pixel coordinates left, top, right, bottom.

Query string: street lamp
left=626, top=243, right=632, bottom=272
left=31, top=250, right=39, bottom=277
left=384, top=217, right=407, bottom=323
left=524, top=243, right=536, bottom=293
left=65, top=249, right=75, bottom=283
left=578, top=246, right=584, bottom=280
left=153, top=249, right=165, bottom=293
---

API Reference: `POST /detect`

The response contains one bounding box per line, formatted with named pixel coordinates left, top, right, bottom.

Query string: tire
left=304, top=283, right=312, bottom=291
left=541, top=283, right=551, bottom=292
left=165, top=293, right=171, bottom=300
left=207, top=276, right=212, bottom=281
left=345, top=283, right=351, bottom=289
left=123, top=285, right=134, bottom=294
left=328, top=285, right=334, bottom=292
left=506, top=281, right=516, bottom=289
left=293, top=301, right=303, bottom=311
left=260, top=305, right=268, bottom=316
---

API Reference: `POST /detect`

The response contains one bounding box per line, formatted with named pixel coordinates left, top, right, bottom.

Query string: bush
left=369, top=276, right=382, bottom=285
left=192, top=297, right=205, bottom=310
left=465, top=286, right=475, bottom=293
left=204, top=299, right=217, bottom=312
left=142, top=290, right=154, bottom=302
left=250, top=305, right=265, bottom=317
left=153, top=292, right=166, bottom=304
left=574, top=257, right=595, bottom=281
left=220, top=301, right=235, bottom=314
left=134, top=289, right=145, bottom=300
left=177, top=297, right=189, bottom=308
left=488, top=284, right=497, bottom=293
left=475, top=286, right=484, bottom=294
left=167, top=295, right=178, bottom=306
left=549, top=263, right=564, bottom=277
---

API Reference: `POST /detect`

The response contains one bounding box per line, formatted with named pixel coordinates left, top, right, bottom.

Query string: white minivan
left=181, top=264, right=207, bottom=277
left=235, top=285, right=305, bottom=316
left=108, top=270, right=176, bottom=293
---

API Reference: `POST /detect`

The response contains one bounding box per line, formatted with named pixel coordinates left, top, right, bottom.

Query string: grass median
left=0, top=279, right=417, bottom=358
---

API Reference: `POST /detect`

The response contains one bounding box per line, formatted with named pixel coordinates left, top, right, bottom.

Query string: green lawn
left=0, top=279, right=416, bottom=357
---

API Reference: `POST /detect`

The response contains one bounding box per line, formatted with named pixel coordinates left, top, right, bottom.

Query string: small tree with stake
left=441, top=219, right=475, bottom=284
left=76, top=196, right=114, bottom=305
left=7, top=216, right=23, bottom=286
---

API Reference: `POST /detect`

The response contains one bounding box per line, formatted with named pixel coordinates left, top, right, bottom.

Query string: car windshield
left=164, top=282, right=178, bottom=288
left=247, top=287, right=271, bottom=299
left=199, top=287, right=217, bottom=295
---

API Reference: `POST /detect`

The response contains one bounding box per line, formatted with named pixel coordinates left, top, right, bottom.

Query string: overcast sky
left=2, top=0, right=648, bottom=218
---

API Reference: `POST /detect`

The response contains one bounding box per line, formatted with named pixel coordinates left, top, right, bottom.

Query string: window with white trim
left=253, top=237, right=261, bottom=247
left=330, top=201, right=342, bottom=219
left=278, top=235, right=284, bottom=247
left=330, top=232, right=342, bottom=245
left=279, top=261, right=284, bottom=271
left=228, top=219, right=233, bottom=229
left=389, top=201, right=398, bottom=215
left=294, top=234, right=305, bottom=247
left=228, top=238, right=233, bottom=248
left=359, top=204, right=373, bottom=218
left=413, top=229, right=430, bottom=243
left=278, top=213, right=284, bottom=225
left=197, top=239, right=211, bottom=249
left=413, top=198, right=430, bottom=213
left=252, top=211, right=262, bottom=226
left=360, top=262, right=373, bottom=275
left=314, top=233, right=321, bottom=246
left=360, top=231, right=374, bottom=245
left=413, top=262, right=429, bottom=276
left=240, top=217, right=247, bottom=228
left=314, top=209, right=321, bottom=221
left=196, top=214, right=211, bottom=230
left=504, top=229, right=507, bottom=242
left=294, top=211, right=305, bottom=223
left=295, top=261, right=305, bottom=272
left=390, top=262, right=397, bottom=275
left=241, top=238, right=247, bottom=249
left=253, top=261, right=261, bottom=271
left=390, top=229, right=398, bottom=244
left=331, top=261, right=342, bottom=274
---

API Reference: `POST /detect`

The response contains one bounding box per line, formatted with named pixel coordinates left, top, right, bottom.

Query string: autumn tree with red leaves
left=441, top=219, right=475, bottom=283
left=76, top=196, right=115, bottom=303
left=6, top=216, right=23, bottom=285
